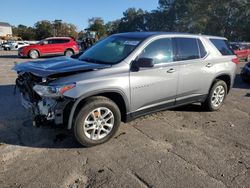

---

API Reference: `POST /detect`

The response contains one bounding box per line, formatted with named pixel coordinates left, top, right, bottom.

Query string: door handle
left=206, top=63, right=213, bottom=68
left=167, top=68, right=176, bottom=73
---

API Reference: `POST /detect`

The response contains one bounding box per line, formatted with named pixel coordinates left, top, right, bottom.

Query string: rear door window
left=174, top=38, right=200, bottom=61
left=52, top=39, right=62, bottom=44
left=61, top=39, right=70, bottom=43
left=47, top=39, right=53, bottom=44
left=210, top=39, right=234, bottom=55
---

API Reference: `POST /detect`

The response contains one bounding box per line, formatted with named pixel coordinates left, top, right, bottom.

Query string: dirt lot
left=0, top=50, right=249, bottom=188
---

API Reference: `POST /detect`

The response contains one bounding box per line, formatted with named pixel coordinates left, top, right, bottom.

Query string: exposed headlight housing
left=33, top=83, right=76, bottom=98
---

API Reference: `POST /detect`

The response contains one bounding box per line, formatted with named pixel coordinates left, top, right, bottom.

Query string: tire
left=29, top=50, right=39, bottom=59
left=203, top=80, right=228, bottom=111
left=64, top=49, right=74, bottom=57
left=73, top=96, right=121, bottom=147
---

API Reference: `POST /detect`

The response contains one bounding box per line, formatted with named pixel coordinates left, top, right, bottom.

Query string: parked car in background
left=11, top=41, right=29, bottom=50
left=241, top=62, right=250, bottom=82
left=13, top=32, right=237, bottom=146
left=2, top=41, right=14, bottom=50
left=18, top=37, right=79, bottom=59
left=230, top=43, right=250, bottom=61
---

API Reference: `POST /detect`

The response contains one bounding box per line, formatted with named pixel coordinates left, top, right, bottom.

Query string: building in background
left=0, top=22, right=12, bottom=37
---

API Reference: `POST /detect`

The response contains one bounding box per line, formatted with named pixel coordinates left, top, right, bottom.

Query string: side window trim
left=197, top=39, right=208, bottom=58
left=196, top=39, right=201, bottom=58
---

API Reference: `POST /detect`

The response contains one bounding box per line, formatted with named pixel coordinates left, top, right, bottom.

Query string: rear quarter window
left=210, top=39, right=234, bottom=55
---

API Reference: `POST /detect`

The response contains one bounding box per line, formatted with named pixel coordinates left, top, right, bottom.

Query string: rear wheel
left=29, top=50, right=39, bottom=59
left=73, top=96, right=121, bottom=147
left=203, top=80, right=227, bottom=111
left=65, top=49, right=74, bottom=57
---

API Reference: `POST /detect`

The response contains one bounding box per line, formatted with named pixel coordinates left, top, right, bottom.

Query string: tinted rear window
left=210, top=39, right=234, bottom=55
left=175, top=38, right=200, bottom=61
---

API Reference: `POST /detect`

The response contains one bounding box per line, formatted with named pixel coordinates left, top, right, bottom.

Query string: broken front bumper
left=20, top=94, right=72, bottom=126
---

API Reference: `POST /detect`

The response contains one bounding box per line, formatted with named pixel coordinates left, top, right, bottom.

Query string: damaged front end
left=15, top=72, right=74, bottom=127
left=13, top=57, right=111, bottom=127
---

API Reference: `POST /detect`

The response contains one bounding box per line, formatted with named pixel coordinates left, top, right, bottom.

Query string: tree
left=88, top=17, right=107, bottom=38
left=34, top=20, right=53, bottom=40
left=105, top=20, right=121, bottom=34
left=157, top=0, right=250, bottom=41
left=117, top=8, right=146, bottom=32
left=12, top=25, right=36, bottom=40
left=52, top=20, right=78, bottom=38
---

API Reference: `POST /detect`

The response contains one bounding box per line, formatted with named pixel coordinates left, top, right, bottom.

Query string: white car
left=11, top=42, right=29, bottom=50
left=2, top=42, right=13, bottom=50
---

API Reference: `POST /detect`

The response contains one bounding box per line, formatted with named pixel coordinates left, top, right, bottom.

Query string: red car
left=230, top=43, right=250, bottom=61
left=18, top=37, right=79, bottom=59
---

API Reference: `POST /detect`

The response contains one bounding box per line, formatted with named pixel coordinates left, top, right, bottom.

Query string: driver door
left=130, top=37, right=179, bottom=114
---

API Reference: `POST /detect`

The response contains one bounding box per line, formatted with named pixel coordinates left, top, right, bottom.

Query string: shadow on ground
left=0, top=54, right=19, bottom=59
left=0, top=71, right=249, bottom=149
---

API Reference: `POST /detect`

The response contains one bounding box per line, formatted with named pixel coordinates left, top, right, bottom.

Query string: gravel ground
left=0, top=50, right=249, bottom=188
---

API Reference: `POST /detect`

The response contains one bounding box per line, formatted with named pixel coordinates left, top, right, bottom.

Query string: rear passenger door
left=55, top=39, right=70, bottom=53
left=174, top=37, right=214, bottom=104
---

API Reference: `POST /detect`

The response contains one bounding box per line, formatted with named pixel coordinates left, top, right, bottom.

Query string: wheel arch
left=67, top=90, right=129, bottom=129
left=64, top=48, right=75, bottom=54
left=210, top=74, right=231, bottom=94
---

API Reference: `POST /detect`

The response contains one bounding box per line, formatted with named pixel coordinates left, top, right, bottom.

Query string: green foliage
left=12, top=25, right=36, bottom=40
left=88, top=17, right=107, bottom=38
left=12, top=20, right=78, bottom=40
left=34, top=20, right=53, bottom=40
left=105, top=0, right=249, bottom=41
left=12, top=1, right=250, bottom=41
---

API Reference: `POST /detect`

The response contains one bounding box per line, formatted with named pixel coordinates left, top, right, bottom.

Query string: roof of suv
left=45, top=37, right=73, bottom=40
left=113, top=32, right=226, bottom=40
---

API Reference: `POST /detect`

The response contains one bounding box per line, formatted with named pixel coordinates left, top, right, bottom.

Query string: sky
left=0, top=0, right=159, bottom=31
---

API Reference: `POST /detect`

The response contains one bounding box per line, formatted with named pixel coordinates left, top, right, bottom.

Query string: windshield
left=79, top=36, right=142, bottom=64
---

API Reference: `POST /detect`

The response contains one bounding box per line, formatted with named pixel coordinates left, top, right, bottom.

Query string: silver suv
left=14, top=32, right=237, bottom=146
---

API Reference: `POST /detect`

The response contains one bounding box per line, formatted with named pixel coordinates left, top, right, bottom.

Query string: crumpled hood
left=13, top=56, right=111, bottom=77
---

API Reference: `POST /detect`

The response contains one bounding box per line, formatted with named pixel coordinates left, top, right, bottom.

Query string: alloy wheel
left=211, top=85, right=225, bottom=107
left=83, top=107, right=114, bottom=140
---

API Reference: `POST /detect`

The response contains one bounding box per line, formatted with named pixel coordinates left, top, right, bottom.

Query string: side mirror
left=131, top=58, right=154, bottom=71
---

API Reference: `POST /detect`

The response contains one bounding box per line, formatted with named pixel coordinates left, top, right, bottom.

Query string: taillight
left=232, top=57, right=239, bottom=64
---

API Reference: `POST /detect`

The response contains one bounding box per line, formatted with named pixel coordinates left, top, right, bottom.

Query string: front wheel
left=73, top=96, right=121, bottom=147
left=29, top=50, right=39, bottom=59
left=202, top=80, right=227, bottom=111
